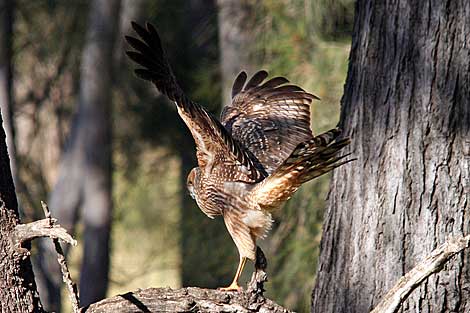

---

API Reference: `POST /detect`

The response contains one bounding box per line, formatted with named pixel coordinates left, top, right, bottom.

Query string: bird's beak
left=188, top=186, right=196, bottom=199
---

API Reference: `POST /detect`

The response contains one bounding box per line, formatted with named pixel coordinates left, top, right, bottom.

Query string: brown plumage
left=126, top=22, right=352, bottom=291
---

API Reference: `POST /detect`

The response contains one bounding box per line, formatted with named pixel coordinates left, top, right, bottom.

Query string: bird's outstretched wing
left=251, top=128, right=352, bottom=210
left=221, top=71, right=319, bottom=175
left=126, top=22, right=265, bottom=182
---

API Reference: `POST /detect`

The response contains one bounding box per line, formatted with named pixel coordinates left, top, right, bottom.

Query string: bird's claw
left=218, top=283, right=243, bottom=292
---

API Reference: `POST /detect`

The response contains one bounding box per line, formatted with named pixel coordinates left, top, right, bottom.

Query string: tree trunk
left=115, top=0, right=145, bottom=68
left=76, top=0, right=120, bottom=307
left=312, top=1, right=469, bottom=312
left=0, top=77, right=44, bottom=312
left=36, top=0, right=121, bottom=310
left=216, top=0, right=255, bottom=106
left=0, top=0, right=17, bottom=190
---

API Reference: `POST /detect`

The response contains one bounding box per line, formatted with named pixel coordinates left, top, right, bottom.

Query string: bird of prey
left=126, top=22, right=351, bottom=291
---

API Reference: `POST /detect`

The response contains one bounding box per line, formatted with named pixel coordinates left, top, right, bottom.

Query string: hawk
left=126, top=22, right=351, bottom=291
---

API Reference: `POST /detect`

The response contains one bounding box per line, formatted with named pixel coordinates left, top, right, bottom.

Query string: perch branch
left=81, top=287, right=290, bottom=313
left=370, top=235, right=470, bottom=313
left=40, top=201, right=80, bottom=313
left=82, top=246, right=289, bottom=312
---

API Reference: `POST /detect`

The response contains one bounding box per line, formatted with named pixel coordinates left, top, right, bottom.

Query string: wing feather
left=221, top=71, right=319, bottom=174
left=232, top=71, right=247, bottom=99
left=245, top=70, right=268, bottom=89
left=259, top=76, right=289, bottom=88
left=126, top=22, right=265, bottom=182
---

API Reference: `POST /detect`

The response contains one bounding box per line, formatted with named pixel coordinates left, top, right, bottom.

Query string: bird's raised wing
left=126, top=22, right=265, bottom=182
left=221, top=71, right=319, bottom=175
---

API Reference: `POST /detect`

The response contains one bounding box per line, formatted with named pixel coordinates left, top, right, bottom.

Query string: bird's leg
left=219, top=257, right=247, bottom=291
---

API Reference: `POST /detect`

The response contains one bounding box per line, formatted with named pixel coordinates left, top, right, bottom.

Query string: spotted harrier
left=126, top=22, right=351, bottom=291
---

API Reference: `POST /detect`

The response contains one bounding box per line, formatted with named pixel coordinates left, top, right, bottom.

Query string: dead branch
left=41, top=201, right=80, bottom=313
left=83, top=246, right=289, bottom=312
left=370, top=235, right=470, bottom=313
left=10, top=201, right=80, bottom=311
left=81, top=286, right=290, bottom=313
left=12, top=216, right=76, bottom=249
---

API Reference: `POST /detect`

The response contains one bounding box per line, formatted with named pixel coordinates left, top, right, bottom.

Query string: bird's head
left=187, top=167, right=201, bottom=200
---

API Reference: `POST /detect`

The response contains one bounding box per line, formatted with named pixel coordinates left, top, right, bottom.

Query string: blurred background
left=0, top=0, right=354, bottom=312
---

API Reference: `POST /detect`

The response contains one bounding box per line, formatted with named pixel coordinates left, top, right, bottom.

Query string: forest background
left=1, top=1, right=354, bottom=312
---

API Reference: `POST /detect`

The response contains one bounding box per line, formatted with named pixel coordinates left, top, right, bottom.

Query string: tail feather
left=252, top=128, right=353, bottom=210
left=281, top=128, right=353, bottom=184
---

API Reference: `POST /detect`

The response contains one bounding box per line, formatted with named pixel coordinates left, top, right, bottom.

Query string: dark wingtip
left=125, top=50, right=138, bottom=60
left=134, top=69, right=158, bottom=81
left=124, top=35, right=134, bottom=45
left=231, top=71, right=248, bottom=98
left=238, top=71, right=248, bottom=79
left=130, top=21, right=140, bottom=31
left=245, top=70, right=269, bottom=89
left=145, top=22, right=157, bottom=33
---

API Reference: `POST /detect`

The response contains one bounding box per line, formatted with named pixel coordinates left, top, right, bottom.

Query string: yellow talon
left=218, top=257, right=247, bottom=292
left=218, top=282, right=242, bottom=292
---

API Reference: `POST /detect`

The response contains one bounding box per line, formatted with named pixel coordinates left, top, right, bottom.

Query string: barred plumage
left=126, top=22, right=352, bottom=291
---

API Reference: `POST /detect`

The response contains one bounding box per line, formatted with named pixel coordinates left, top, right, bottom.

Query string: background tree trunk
left=312, top=1, right=469, bottom=312
left=78, top=0, right=120, bottom=307
left=0, top=82, right=43, bottom=312
left=216, top=0, right=255, bottom=105
left=36, top=0, right=121, bottom=310
left=0, top=0, right=17, bottom=190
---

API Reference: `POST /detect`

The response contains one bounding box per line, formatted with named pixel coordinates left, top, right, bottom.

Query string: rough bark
left=371, top=235, right=470, bottom=313
left=216, top=0, right=255, bottom=105
left=36, top=0, right=121, bottom=310
left=83, top=258, right=289, bottom=312
left=0, top=78, right=44, bottom=312
left=82, top=287, right=289, bottom=313
left=0, top=0, right=17, bottom=190
left=312, top=1, right=470, bottom=313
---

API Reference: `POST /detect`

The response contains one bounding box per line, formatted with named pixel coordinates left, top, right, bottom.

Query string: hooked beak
left=188, top=185, right=196, bottom=199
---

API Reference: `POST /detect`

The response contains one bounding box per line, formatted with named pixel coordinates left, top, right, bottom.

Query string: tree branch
left=81, top=286, right=290, bottom=313
left=370, top=235, right=470, bottom=313
left=12, top=217, right=77, bottom=249
left=83, top=246, right=289, bottom=312
left=11, top=201, right=80, bottom=311
left=41, top=201, right=80, bottom=313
